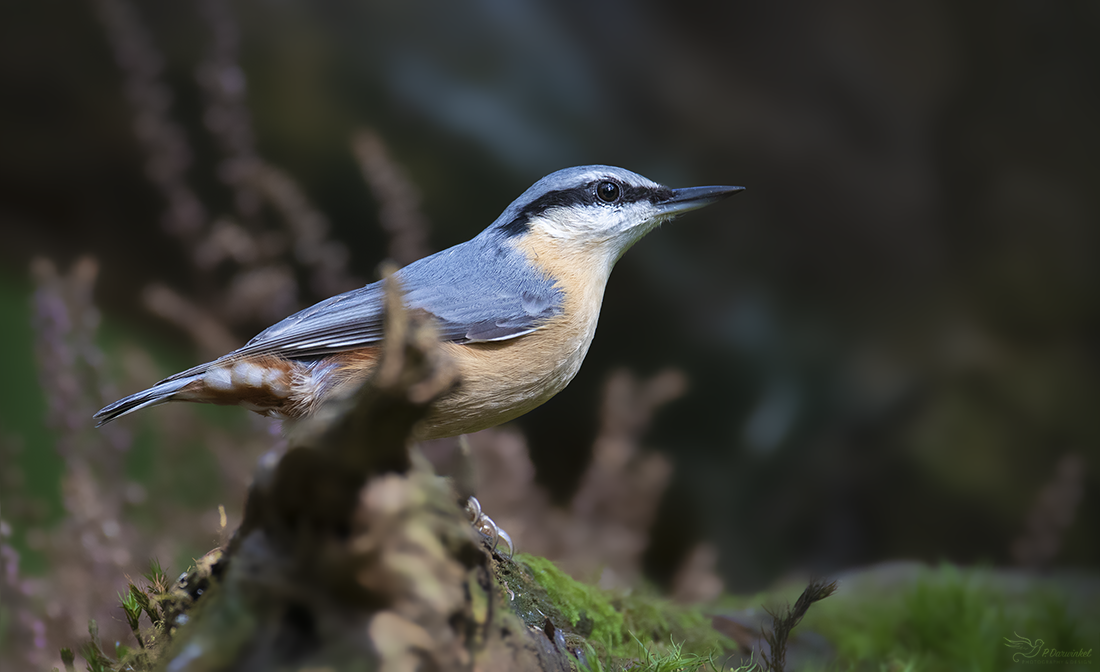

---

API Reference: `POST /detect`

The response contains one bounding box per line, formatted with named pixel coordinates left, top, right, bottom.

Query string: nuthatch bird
left=94, top=166, right=743, bottom=437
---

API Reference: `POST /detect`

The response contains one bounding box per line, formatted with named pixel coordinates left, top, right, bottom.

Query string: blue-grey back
left=227, top=227, right=562, bottom=361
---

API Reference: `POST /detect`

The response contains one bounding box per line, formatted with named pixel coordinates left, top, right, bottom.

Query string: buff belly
left=280, top=313, right=597, bottom=440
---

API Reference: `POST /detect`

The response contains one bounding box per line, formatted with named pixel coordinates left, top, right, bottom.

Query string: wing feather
left=219, top=234, right=563, bottom=361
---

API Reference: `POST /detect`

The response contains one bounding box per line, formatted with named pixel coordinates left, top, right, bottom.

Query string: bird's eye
left=596, top=180, right=621, bottom=204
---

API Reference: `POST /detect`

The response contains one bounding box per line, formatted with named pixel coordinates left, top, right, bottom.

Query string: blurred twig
left=462, top=367, right=720, bottom=596
left=96, top=0, right=362, bottom=348
left=15, top=258, right=268, bottom=670
left=352, top=129, right=434, bottom=266
left=90, top=0, right=206, bottom=238
left=25, top=257, right=139, bottom=666
left=671, top=543, right=725, bottom=604
left=572, top=368, right=686, bottom=518
left=760, top=579, right=837, bottom=672
left=566, top=368, right=687, bottom=588
left=31, top=257, right=124, bottom=457
left=141, top=283, right=241, bottom=359
left=244, top=161, right=360, bottom=298
left=0, top=511, right=49, bottom=669
left=195, top=0, right=261, bottom=220
left=1010, top=453, right=1086, bottom=569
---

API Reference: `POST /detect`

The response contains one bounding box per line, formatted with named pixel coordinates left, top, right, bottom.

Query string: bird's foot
left=464, top=495, right=514, bottom=558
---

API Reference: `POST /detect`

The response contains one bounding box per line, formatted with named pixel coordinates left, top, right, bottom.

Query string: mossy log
left=133, top=276, right=734, bottom=672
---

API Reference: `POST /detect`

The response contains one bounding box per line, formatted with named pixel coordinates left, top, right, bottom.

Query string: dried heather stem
left=352, top=129, right=433, bottom=266
left=90, top=0, right=206, bottom=237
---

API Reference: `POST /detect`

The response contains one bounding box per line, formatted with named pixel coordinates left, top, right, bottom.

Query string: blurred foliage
left=794, top=563, right=1098, bottom=670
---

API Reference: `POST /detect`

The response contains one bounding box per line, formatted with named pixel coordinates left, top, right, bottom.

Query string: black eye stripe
left=622, top=183, right=674, bottom=205
left=497, top=180, right=674, bottom=237
left=498, top=188, right=590, bottom=236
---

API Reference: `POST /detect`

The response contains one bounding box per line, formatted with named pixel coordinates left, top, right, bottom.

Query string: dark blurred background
left=2, top=0, right=1098, bottom=654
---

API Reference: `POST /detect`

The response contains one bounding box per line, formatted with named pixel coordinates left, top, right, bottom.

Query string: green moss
left=619, top=591, right=716, bottom=651
left=798, top=564, right=1096, bottom=671
left=581, top=635, right=756, bottom=672
left=520, top=554, right=625, bottom=651
left=517, top=554, right=734, bottom=664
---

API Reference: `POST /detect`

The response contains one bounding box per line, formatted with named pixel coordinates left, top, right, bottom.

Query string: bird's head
left=490, top=165, right=743, bottom=267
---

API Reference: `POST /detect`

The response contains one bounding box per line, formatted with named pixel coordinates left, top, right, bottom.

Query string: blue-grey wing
left=229, top=236, right=563, bottom=360
left=235, top=282, right=389, bottom=358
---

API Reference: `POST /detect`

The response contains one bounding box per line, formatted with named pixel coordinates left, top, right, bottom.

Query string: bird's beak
left=658, top=185, right=745, bottom=217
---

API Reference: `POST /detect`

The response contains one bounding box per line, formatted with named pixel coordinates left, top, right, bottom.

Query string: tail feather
left=93, top=375, right=203, bottom=427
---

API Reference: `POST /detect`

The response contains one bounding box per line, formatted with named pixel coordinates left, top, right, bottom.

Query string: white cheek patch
left=526, top=201, right=659, bottom=255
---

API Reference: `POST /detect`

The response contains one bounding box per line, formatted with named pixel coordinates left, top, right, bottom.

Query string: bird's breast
left=425, top=300, right=601, bottom=437
left=415, top=235, right=612, bottom=438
